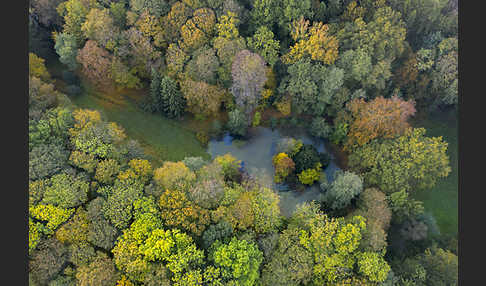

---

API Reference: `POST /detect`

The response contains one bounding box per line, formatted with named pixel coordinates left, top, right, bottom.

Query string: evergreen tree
left=149, top=68, right=162, bottom=113
left=160, top=76, right=185, bottom=119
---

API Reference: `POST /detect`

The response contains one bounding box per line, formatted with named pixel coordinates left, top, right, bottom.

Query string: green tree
left=250, top=0, right=281, bottom=29
left=431, top=38, right=458, bottom=106
left=110, top=2, right=127, bottom=29
left=309, top=117, right=332, bottom=139
left=202, top=221, right=233, bottom=249
left=54, top=32, right=79, bottom=70
left=279, top=59, right=344, bottom=117
left=247, top=26, right=280, bottom=66
left=42, top=173, right=89, bottom=209
left=388, top=0, right=449, bottom=47
left=321, top=170, right=363, bottom=210
left=102, top=179, right=144, bottom=229
left=420, top=247, right=458, bottom=286
left=211, top=237, right=263, bottom=286
left=160, top=76, right=186, bottom=118
left=388, top=189, right=425, bottom=223
left=292, top=144, right=320, bottom=173
left=111, top=57, right=142, bottom=89
left=278, top=0, right=313, bottom=34
left=149, top=67, right=162, bottom=113
left=260, top=227, right=313, bottom=286
left=57, top=0, right=90, bottom=44
left=348, top=128, right=451, bottom=194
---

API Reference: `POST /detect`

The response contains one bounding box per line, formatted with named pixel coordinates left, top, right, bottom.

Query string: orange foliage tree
left=345, top=96, right=416, bottom=150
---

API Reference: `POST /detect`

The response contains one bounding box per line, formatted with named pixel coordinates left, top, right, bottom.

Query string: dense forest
left=28, top=0, right=458, bottom=285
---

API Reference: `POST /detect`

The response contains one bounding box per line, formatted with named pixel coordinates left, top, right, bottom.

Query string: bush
left=292, top=144, right=320, bottom=173
left=182, top=156, right=207, bottom=171
left=272, top=153, right=296, bottom=183
left=227, top=108, right=248, bottom=137
left=196, top=131, right=209, bottom=147
left=297, top=166, right=321, bottom=185
left=252, top=111, right=261, bottom=127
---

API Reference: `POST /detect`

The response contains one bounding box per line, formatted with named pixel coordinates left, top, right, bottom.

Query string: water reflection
left=208, top=127, right=342, bottom=217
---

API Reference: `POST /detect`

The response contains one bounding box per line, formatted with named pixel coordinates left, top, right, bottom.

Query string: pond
left=208, top=126, right=342, bottom=217
left=33, top=28, right=344, bottom=218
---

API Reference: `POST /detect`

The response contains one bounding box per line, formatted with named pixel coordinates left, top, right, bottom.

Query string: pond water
left=208, top=127, right=342, bottom=217
left=32, top=27, right=343, bottom=218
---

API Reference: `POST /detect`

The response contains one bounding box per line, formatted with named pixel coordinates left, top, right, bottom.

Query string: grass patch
left=410, top=108, right=458, bottom=238
left=70, top=83, right=210, bottom=167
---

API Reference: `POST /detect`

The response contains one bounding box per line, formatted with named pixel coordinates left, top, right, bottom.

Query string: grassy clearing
left=70, top=82, right=210, bottom=167
left=411, top=108, right=458, bottom=238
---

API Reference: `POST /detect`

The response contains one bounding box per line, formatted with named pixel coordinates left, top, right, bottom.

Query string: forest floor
left=411, top=108, right=458, bottom=238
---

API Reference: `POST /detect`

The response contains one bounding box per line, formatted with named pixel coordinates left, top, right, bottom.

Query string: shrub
left=297, top=165, right=321, bottom=185
left=272, top=153, right=295, bottom=183
left=252, top=111, right=261, bottom=127
left=182, top=156, right=207, bottom=171
left=196, top=131, right=209, bottom=147
left=227, top=108, right=248, bottom=137
left=292, top=144, right=320, bottom=173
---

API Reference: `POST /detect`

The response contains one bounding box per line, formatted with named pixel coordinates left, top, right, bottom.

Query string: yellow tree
left=282, top=17, right=339, bottom=65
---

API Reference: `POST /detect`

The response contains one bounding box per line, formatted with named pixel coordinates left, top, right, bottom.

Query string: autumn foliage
left=345, top=95, right=416, bottom=149
left=76, top=40, right=112, bottom=88
left=282, top=17, right=339, bottom=65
